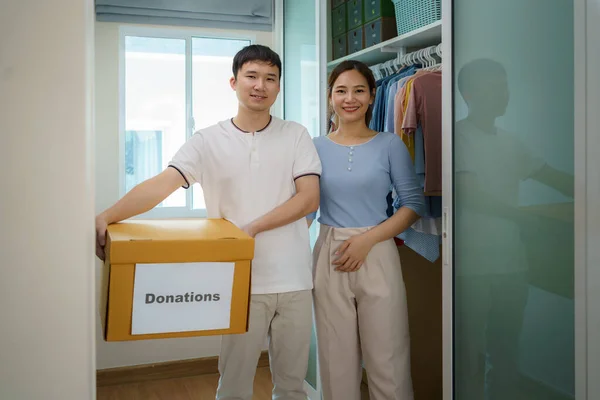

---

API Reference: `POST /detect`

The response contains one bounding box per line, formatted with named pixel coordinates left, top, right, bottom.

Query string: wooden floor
left=97, top=365, right=567, bottom=400
left=97, top=367, right=274, bottom=400
left=98, top=367, right=370, bottom=400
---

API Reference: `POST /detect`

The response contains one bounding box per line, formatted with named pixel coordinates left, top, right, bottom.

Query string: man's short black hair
left=232, top=44, right=282, bottom=79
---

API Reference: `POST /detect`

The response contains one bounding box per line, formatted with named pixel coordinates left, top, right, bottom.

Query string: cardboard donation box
left=100, top=218, right=254, bottom=342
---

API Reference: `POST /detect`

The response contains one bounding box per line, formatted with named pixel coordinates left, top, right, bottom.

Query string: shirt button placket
left=348, top=146, right=354, bottom=171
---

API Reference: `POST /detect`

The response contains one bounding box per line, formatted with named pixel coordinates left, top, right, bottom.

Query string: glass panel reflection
left=453, top=1, right=575, bottom=399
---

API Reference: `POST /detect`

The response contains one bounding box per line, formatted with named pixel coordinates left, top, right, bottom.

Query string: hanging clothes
left=395, top=70, right=442, bottom=194
left=367, top=56, right=443, bottom=262
left=370, top=65, right=418, bottom=132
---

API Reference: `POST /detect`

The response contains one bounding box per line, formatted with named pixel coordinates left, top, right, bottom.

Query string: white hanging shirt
left=169, top=116, right=322, bottom=294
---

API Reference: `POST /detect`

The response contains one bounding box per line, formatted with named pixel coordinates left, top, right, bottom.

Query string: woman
left=307, top=60, right=425, bottom=400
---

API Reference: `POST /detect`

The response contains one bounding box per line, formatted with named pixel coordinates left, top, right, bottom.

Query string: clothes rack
left=363, top=44, right=444, bottom=263
left=369, top=44, right=442, bottom=80
left=370, top=44, right=446, bottom=400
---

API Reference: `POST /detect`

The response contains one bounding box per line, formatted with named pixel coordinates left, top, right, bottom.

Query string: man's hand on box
left=96, top=216, right=108, bottom=261
left=241, top=222, right=258, bottom=238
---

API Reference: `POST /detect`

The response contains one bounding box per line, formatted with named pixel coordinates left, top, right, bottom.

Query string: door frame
left=299, top=0, right=329, bottom=397
left=441, top=0, right=592, bottom=398
left=583, top=0, right=600, bottom=398
left=303, top=0, right=329, bottom=397
left=574, top=0, right=588, bottom=399
left=440, top=0, right=454, bottom=397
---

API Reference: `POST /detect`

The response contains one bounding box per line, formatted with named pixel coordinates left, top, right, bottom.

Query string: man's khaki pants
left=216, top=290, right=313, bottom=400
left=313, top=225, right=414, bottom=400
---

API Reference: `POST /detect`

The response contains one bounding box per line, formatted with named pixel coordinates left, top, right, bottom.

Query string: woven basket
left=392, top=0, right=441, bottom=36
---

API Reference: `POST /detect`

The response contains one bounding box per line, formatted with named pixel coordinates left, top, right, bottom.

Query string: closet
left=326, top=1, right=444, bottom=399
left=291, top=0, right=594, bottom=399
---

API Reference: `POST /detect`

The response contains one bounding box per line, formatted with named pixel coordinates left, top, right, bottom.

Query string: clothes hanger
left=429, top=44, right=442, bottom=71
left=416, top=49, right=424, bottom=66
left=417, top=45, right=440, bottom=71
left=407, top=50, right=416, bottom=67
left=368, top=65, right=378, bottom=80
left=381, top=62, right=389, bottom=77
left=391, top=58, right=401, bottom=73
left=381, top=60, right=389, bottom=77
left=433, top=43, right=442, bottom=70
left=375, top=64, right=383, bottom=80
left=426, top=47, right=435, bottom=67
left=424, top=47, right=435, bottom=68
left=409, top=50, right=417, bottom=67
left=385, top=60, right=395, bottom=76
left=398, top=53, right=405, bottom=69
left=385, top=60, right=396, bottom=75
left=403, top=51, right=412, bottom=68
left=430, top=46, right=438, bottom=67
left=412, top=49, right=425, bottom=72
left=419, top=48, right=426, bottom=65
left=370, top=64, right=383, bottom=80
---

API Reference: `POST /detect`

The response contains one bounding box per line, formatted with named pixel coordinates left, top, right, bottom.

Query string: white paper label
left=131, top=262, right=235, bottom=335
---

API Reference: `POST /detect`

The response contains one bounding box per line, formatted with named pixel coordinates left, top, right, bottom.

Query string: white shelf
left=327, top=20, right=442, bottom=69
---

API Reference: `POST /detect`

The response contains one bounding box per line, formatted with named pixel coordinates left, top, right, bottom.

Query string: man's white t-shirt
left=168, top=116, right=322, bottom=294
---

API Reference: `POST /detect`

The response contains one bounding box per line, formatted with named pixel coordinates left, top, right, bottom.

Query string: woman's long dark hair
left=327, top=60, right=377, bottom=128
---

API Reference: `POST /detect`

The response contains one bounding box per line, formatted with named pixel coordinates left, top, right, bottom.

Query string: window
left=121, top=29, right=251, bottom=215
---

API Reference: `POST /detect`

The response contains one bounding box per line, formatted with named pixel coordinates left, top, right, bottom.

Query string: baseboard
left=97, top=351, right=270, bottom=387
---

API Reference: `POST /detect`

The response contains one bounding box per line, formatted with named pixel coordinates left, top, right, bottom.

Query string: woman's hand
left=333, top=233, right=377, bottom=272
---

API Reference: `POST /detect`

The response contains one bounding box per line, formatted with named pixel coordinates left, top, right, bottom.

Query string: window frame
left=118, top=25, right=256, bottom=219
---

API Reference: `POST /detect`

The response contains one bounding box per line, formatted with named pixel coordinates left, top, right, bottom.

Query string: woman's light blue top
left=308, top=132, right=425, bottom=228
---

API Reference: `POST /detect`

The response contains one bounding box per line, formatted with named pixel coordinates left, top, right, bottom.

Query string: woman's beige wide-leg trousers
left=313, top=224, right=414, bottom=400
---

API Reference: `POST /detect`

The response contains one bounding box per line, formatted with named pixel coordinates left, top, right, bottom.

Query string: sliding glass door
left=444, top=0, right=587, bottom=398
left=281, top=0, right=323, bottom=397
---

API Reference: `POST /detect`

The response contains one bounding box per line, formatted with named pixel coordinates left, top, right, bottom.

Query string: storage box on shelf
left=364, top=16, right=397, bottom=48
left=347, top=0, right=364, bottom=30
left=347, top=26, right=365, bottom=55
left=364, top=0, right=396, bottom=23
left=332, top=0, right=399, bottom=59
left=392, top=0, right=441, bottom=35
left=333, top=35, right=348, bottom=60
left=345, top=1, right=397, bottom=57
left=331, top=1, right=348, bottom=62
left=332, top=2, right=347, bottom=38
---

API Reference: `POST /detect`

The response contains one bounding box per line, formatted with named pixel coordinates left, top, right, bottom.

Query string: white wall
left=94, top=21, right=274, bottom=369
left=0, top=0, right=96, bottom=398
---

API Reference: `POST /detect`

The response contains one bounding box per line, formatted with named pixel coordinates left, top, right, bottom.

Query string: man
left=95, top=44, right=321, bottom=400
